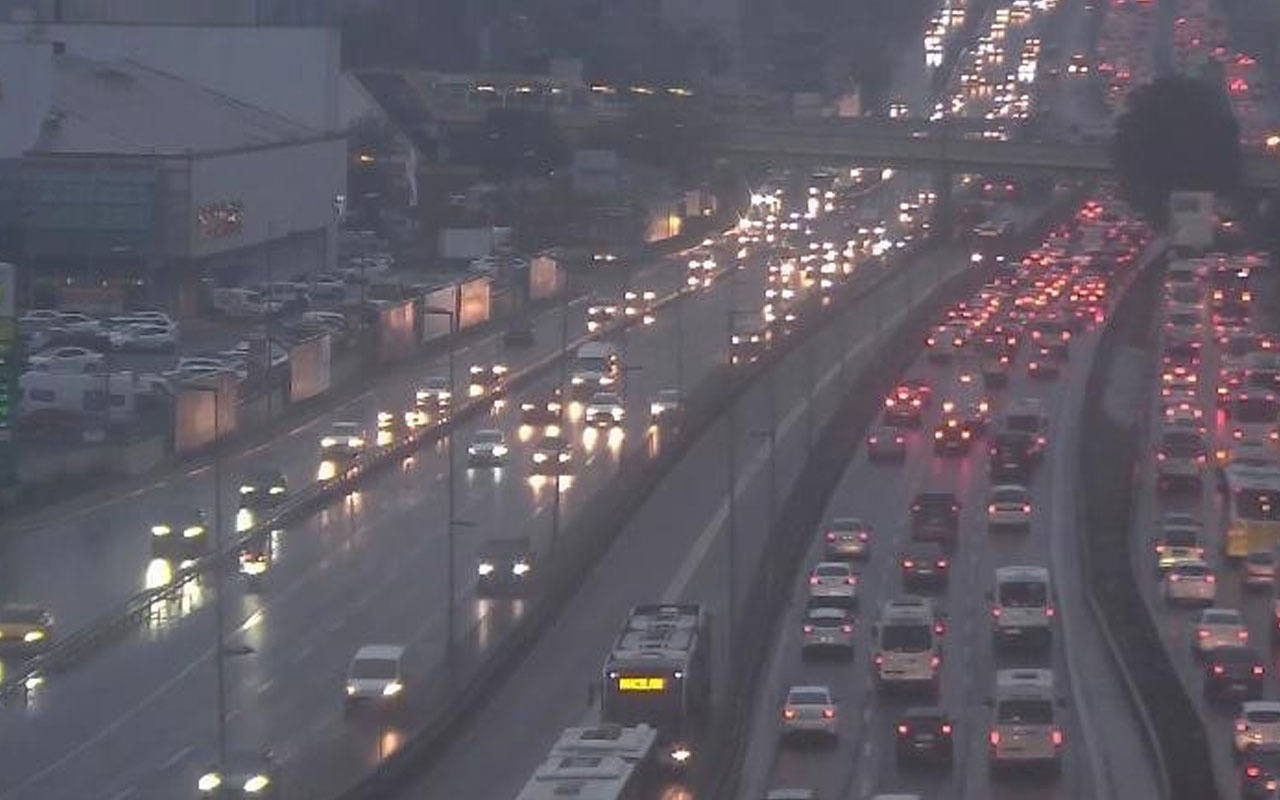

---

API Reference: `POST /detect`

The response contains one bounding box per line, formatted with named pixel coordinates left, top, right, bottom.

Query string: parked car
left=28, top=346, right=105, bottom=373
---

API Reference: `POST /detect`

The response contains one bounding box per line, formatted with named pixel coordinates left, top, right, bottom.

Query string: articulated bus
left=601, top=604, right=712, bottom=769
left=513, top=723, right=658, bottom=800
left=1223, top=469, right=1280, bottom=558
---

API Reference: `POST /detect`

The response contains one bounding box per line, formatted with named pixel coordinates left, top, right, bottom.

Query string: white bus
left=513, top=724, right=658, bottom=800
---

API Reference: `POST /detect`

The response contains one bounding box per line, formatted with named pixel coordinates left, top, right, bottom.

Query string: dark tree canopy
left=598, top=102, right=721, bottom=181
left=1112, top=74, right=1242, bottom=227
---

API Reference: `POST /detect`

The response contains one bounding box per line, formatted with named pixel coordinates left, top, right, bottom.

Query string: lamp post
left=423, top=307, right=459, bottom=661
left=552, top=275, right=569, bottom=554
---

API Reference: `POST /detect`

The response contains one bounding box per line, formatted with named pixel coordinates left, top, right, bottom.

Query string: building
left=0, top=33, right=347, bottom=314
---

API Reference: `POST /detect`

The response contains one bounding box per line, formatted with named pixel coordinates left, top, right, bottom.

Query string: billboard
left=174, top=375, right=238, bottom=454
left=289, top=334, right=332, bottom=403
left=378, top=299, right=416, bottom=362
left=422, top=285, right=458, bottom=343
left=458, top=276, right=491, bottom=329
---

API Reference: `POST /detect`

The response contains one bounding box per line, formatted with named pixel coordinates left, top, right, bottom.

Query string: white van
left=871, top=597, right=942, bottom=695
left=19, top=370, right=140, bottom=423
left=988, top=669, right=1064, bottom=773
left=990, top=566, right=1054, bottom=651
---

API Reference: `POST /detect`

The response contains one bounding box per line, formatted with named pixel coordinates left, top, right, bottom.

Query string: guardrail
left=700, top=187, right=1091, bottom=799
left=326, top=205, right=946, bottom=799
left=0, top=266, right=718, bottom=701
left=1076, top=248, right=1217, bottom=800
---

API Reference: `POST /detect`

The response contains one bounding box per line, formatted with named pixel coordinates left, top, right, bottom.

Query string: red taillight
left=1051, top=729, right=1064, bottom=747
left=1022, top=504, right=1032, bottom=513
left=809, top=576, right=819, bottom=585
left=874, top=654, right=884, bottom=666
left=1248, top=765, right=1262, bottom=778
left=903, top=559, right=916, bottom=569
left=937, top=559, right=949, bottom=569
left=992, top=607, right=1002, bottom=617
left=1254, top=664, right=1265, bottom=676
left=804, top=624, right=814, bottom=633
left=826, top=532, right=836, bottom=541
left=930, top=655, right=941, bottom=668
left=1237, top=721, right=1249, bottom=733
left=897, top=723, right=910, bottom=736
left=941, top=723, right=953, bottom=735
left=1206, top=574, right=1216, bottom=584
left=822, top=708, right=835, bottom=719
left=1197, top=628, right=1210, bottom=638
left=1213, top=664, right=1225, bottom=675
left=841, top=624, right=853, bottom=634
left=858, top=531, right=870, bottom=541
left=1240, top=630, right=1250, bottom=641
left=989, top=729, right=1000, bottom=746
left=783, top=707, right=797, bottom=720
left=1045, top=605, right=1056, bottom=618
left=845, top=576, right=857, bottom=585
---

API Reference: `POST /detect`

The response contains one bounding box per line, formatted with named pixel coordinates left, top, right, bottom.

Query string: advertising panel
left=289, top=334, right=332, bottom=402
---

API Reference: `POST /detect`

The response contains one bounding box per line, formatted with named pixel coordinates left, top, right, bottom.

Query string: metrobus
left=601, top=604, right=712, bottom=769
left=513, top=723, right=658, bottom=800
left=1223, top=468, right=1280, bottom=558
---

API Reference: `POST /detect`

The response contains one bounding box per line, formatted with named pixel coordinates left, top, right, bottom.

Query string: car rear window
left=880, top=624, right=932, bottom=651
left=997, top=699, right=1053, bottom=724
left=789, top=690, right=828, bottom=705
left=1249, top=710, right=1280, bottom=724
left=999, top=581, right=1047, bottom=607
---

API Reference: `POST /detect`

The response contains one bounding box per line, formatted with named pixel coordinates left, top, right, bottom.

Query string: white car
left=1193, top=608, right=1249, bottom=654
left=1163, top=560, right=1216, bottom=605
left=54, top=312, right=102, bottom=335
left=988, top=669, right=1063, bottom=772
left=780, top=685, right=838, bottom=741
left=808, top=562, right=858, bottom=606
left=467, top=429, right=509, bottom=466
left=18, top=309, right=61, bottom=327
left=987, top=484, right=1032, bottom=531
left=28, top=346, right=105, bottom=373
left=801, top=606, right=854, bottom=658
left=1235, top=701, right=1280, bottom=756
left=585, top=392, right=626, bottom=427
left=824, top=518, right=873, bottom=560
left=344, top=644, right=405, bottom=710
left=111, top=324, right=178, bottom=352
left=1245, top=550, right=1277, bottom=589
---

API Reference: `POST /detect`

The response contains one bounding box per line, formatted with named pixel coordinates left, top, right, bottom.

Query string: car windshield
left=351, top=659, right=397, bottom=680
left=999, top=581, right=1047, bottom=607
left=814, top=564, right=848, bottom=578
left=880, top=624, right=932, bottom=651
left=788, top=690, right=828, bottom=706
left=997, top=699, right=1053, bottom=724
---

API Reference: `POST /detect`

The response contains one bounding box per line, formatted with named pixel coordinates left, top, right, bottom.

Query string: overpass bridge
left=721, top=121, right=1280, bottom=190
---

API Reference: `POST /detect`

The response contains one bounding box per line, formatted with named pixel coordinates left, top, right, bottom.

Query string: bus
left=1223, top=468, right=1280, bottom=558
left=601, top=604, right=711, bottom=769
left=513, top=723, right=658, bottom=800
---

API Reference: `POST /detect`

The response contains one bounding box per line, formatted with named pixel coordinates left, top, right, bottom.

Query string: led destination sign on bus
left=617, top=676, right=667, bottom=691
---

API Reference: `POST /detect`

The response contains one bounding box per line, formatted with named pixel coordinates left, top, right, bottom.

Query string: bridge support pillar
left=932, top=169, right=955, bottom=240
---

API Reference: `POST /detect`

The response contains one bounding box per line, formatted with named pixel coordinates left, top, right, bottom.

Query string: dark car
left=901, top=542, right=950, bottom=590
left=237, top=468, right=288, bottom=511
left=1027, top=347, right=1061, bottom=379
left=1241, top=748, right=1280, bottom=799
left=197, top=750, right=280, bottom=798
left=1204, top=646, right=1266, bottom=704
left=520, top=394, right=563, bottom=431
left=895, top=706, right=955, bottom=768
left=867, top=425, right=907, bottom=462
left=933, top=416, right=976, bottom=455
left=911, top=492, right=960, bottom=548
left=150, top=507, right=210, bottom=562
left=476, top=538, right=535, bottom=596
left=989, top=431, right=1037, bottom=483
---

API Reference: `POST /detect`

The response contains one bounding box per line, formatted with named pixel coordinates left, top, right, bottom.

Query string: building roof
left=33, top=53, right=320, bottom=156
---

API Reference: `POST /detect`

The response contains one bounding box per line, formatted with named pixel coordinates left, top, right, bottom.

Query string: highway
left=1126, top=257, right=1269, bottom=800
left=393, top=216, right=986, bottom=800
left=734, top=214, right=1162, bottom=800
left=0, top=170, right=930, bottom=798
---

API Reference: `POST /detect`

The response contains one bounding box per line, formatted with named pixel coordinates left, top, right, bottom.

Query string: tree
left=597, top=101, right=721, bottom=182
left=1112, top=75, right=1242, bottom=227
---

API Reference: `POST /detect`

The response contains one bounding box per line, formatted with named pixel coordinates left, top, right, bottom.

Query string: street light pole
left=212, top=386, right=226, bottom=768
left=425, top=307, right=457, bottom=661
left=552, top=276, right=568, bottom=554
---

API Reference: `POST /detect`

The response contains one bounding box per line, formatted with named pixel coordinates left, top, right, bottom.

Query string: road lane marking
left=157, top=746, right=191, bottom=771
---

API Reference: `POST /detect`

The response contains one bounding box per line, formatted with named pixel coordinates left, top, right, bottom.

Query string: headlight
left=346, top=682, right=357, bottom=695
left=321, top=436, right=337, bottom=448
left=558, top=451, right=571, bottom=462
left=651, top=403, right=663, bottom=416
left=467, top=446, right=480, bottom=456
left=23, top=630, right=44, bottom=643
left=269, top=485, right=285, bottom=495
left=377, top=411, right=392, bottom=425
left=492, top=444, right=508, bottom=456
left=671, top=746, right=692, bottom=763
left=347, top=437, right=364, bottom=449
left=599, top=376, right=615, bottom=386
left=239, top=485, right=256, bottom=495
left=611, top=409, right=624, bottom=420
left=198, top=773, right=222, bottom=792
left=513, top=562, right=531, bottom=576
left=478, top=562, right=495, bottom=576
left=383, top=681, right=403, bottom=697
left=236, top=508, right=254, bottom=533
left=533, top=452, right=548, bottom=463
left=151, top=525, right=171, bottom=537
left=183, top=526, right=204, bottom=539
left=317, top=460, right=337, bottom=481
left=243, top=775, right=271, bottom=794
left=571, top=376, right=584, bottom=385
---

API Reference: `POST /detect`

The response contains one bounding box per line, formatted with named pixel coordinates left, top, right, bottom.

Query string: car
left=28, top=345, right=105, bottom=373
left=649, top=389, right=684, bottom=426
left=780, top=685, right=838, bottom=742
left=585, top=392, right=626, bottom=427
left=911, top=492, right=960, bottom=547
left=411, top=376, right=453, bottom=426
left=989, top=431, right=1037, bottom=482
left=895, top=707, right=955, bottom=768
left=1235, top=701, right=1280, bottom=757
left=1027, top=348, right=1060, bottom=378
left=982, top=355, right=1011, bottom=387
left=467, top=429, right=509, bottom=466
left=623, top=289, right=657, bottom=324
left=823, top=518, right=873, bottom=560
left=933, top=416, right=976, bottom=455
left=1240, top=748, right=1280, bottom=798
left=110, top=323, right=178, bottom=352
left=987, top=484, right=1032, bottom=531
left=197, top=750, right=279, bottom=798
left=990, top=566, right=1054, bottom=652
left=238, top=467, right=288, bottom=508
left=866, top=425, right=907, bottom=461
left=808, top=561, right=859, bottom=607
left=1163, top=559, right=1216, bottom=605
left=586, top=296, right=622, bottom=331
left=531, top=434, right=573, bottom=474
left=801, top=605, right=855, bottom=659
left=900, top=542, right=950, bottom=589
left=763, top=791, right=816, bottom=800
left=344, top=644, right=406, bottom=712
left=988, top=669, right=1064, bottom=774
left=884, top=385, right=926, bottom=426
left=0, top=605, right=53, bottom=654
left=320, top=421, right=367, bottom=460
left=520, top=395, right=564, bottom=435
left=872, top=598, right=943, bottom=695
left=1156, top=428, right=1208, bottom=490
left=1194, top=608, right=1250, bottom=655
left=503, top=317, right=535, bottom=346
left=1204, top=645, right=1266, bottom=703
left=475, top=538, right=534, bottom=595
left=150, top=507, right=210, bottom=562
left=375, top=408, right=409, bottom=445
left=1245, top=550, right=1277, bottom=589
left=468, top=363, right=509, bottom=397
